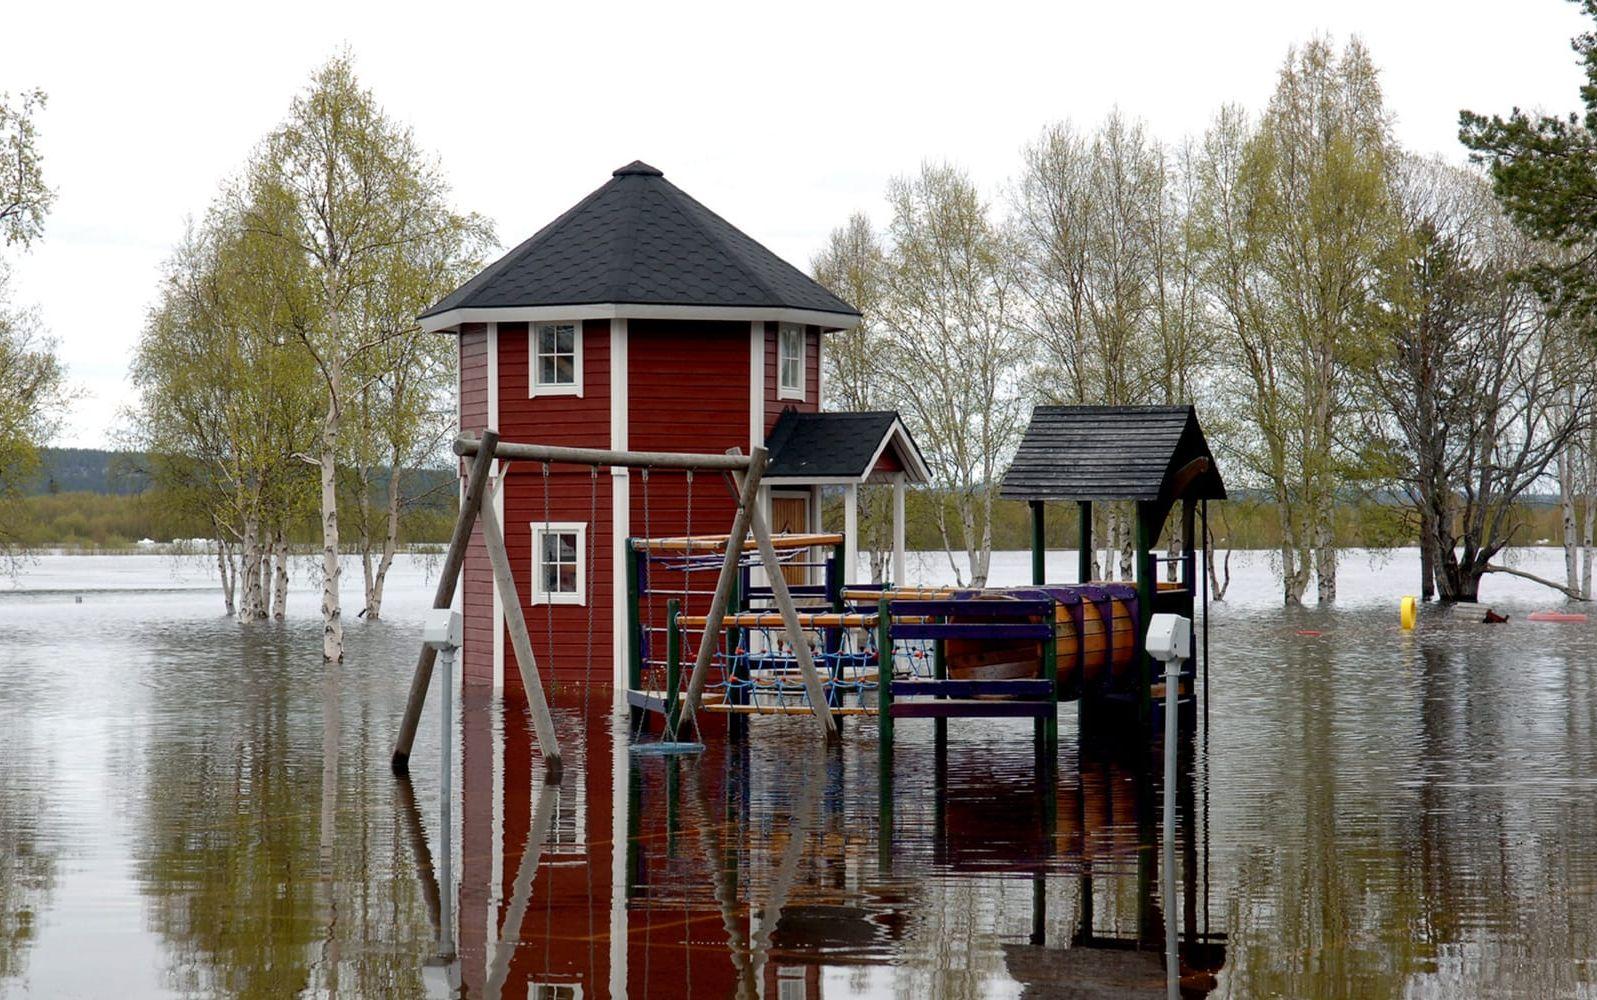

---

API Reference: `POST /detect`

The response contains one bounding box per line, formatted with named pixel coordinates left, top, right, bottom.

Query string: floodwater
left=3, top=548, right=1596, bottom=998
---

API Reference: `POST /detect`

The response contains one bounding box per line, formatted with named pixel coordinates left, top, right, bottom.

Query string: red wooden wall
left=458, top=324, right=494, bottom=687
left=458, top=317, right=825, bottom=690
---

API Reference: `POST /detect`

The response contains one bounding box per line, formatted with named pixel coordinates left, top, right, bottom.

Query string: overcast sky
left=7, top=0, right=1593, bottom=447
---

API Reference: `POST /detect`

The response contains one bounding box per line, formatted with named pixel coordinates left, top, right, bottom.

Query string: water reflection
left=8, top=554, right=1597, bottom=998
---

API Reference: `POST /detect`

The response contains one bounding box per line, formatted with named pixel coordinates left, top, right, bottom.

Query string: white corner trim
left=487, top=322, right=500, bottom=431
left=610, top=318, right=630, bottom=697
left=422, top=303, right=860, bottom=335
left=529, top=319, right=585, bottom=398
left=749, top=321, right=765, bottom=451
left=777, top=322, right=806, bottom=401
left=492, top=470, right=505, bottom=692
left=531, top=521, right=588, bottom=606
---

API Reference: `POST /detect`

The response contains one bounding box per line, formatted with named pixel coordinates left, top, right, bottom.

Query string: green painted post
left=666, top=598, right=681, bottom=738
left=1030, top=500, right=1046, bottom=585
left=877, top=597, right=894, bottom=759
left=1041, top=624, right=1058, bottom=766
left=876, top=596, right=894, bottom=864
left=1077, top=501, right=1093, bottom=584
left=1134, top=503, right=1155, bottom=732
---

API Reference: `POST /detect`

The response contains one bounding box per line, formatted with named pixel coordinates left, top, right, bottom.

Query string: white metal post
left=422, top=607, right=463, bottom=962
left=844, top=483, right=859, bottom=585
left=439, top=641, right=455, bottom=959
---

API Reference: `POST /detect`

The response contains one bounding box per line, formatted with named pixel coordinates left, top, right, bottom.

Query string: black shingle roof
left=765, top=410, right=925, bottom=481
left=999, top=405, right=1226, bottom=502
left=421, top=161, right=859, bottom=321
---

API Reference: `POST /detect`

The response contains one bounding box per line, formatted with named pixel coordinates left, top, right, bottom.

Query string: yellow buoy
left=1400, top=595, right=1417, bottom=630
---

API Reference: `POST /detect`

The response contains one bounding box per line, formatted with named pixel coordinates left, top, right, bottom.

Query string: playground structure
left=621, top=404, right=1223, bottom=759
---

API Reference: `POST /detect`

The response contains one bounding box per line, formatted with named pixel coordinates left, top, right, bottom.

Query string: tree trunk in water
left=273, top=529, right=289, bottom=620
left=1419, top=509, right=1435, bottom=602
left=1277, top=500, right=1308, bottom=606
left=1313, top=499, right=1336, bottom=606
left=216, top=529, right=236, bottom=616
left=367, top=462, right=403, bottom=621
left=319, top=389, right=343, bottom=663
left=1583, top=493, right=1594, bottom=600
left=240, top=517, right=265, bottom=622
left=1560, top=446, right=1579, bottom=595
left=1203, top=511, right=1230, bottom=601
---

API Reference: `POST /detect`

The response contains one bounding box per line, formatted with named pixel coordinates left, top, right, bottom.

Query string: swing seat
left=629, top=740, right=706, bottom=755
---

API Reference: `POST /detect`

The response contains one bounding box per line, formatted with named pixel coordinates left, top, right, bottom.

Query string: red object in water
left=1295, top=629, right=1323, bottom=637
left=1527, top=611, right=1588, bottom=623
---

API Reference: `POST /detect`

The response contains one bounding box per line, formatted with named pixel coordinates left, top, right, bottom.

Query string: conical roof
left=420, top=161, right=859, bottom=325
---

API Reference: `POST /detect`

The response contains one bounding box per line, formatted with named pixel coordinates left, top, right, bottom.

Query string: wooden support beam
left=681, top=447, right=768, bottom=730
left=455, top=434, right=751, bottom=471
left=392, top=429, right=499, bottom=773
left=480, top=487, right=563, bottom=774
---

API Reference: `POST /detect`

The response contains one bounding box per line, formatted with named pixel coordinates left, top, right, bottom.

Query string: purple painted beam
left=892, top=623, right=1054, bottom=641
left=889, top=699, right=1055, bottom=719
left=893, top=679, right=1055, bottom=699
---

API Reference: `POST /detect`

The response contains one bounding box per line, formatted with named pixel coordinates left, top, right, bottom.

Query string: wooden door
left=770, top=495, right=810, bottom=587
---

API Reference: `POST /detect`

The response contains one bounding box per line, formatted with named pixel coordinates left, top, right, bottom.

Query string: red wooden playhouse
left=419, top=161, right=929, bottom=705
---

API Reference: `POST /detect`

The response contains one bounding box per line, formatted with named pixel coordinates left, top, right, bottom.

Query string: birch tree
left=812, top=213, right=896, bottom=581
left=880, top=163, right=1027, bottom=587
left=1193, top=39, right=1399, bottom=606
left=244, top=55, right=487, bottom=661
left=342, top=214, right=484, bottom=620
left=0, top=88, right=67, bottom=563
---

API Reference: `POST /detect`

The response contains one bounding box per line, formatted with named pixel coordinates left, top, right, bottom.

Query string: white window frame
left=777, top=323, right=806, bottom=401
left=530, top=321, right=584, bottom=398
left=531, top=521, right=587, bottom=606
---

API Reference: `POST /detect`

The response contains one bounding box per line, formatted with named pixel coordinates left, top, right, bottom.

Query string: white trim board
left=422, top=303, right=859, bottom=335
left=749, top=321, right=764, bottom=453
left=610, top=318, right=630, bottom=699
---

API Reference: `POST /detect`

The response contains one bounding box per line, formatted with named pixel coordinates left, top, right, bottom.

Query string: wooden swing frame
left=391, top=430, right=838, bottom=775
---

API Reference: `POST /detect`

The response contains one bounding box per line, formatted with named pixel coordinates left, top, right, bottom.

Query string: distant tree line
left=125, top=54, right=491, bottom=652
left=818, top=31, right=1597, bottom=605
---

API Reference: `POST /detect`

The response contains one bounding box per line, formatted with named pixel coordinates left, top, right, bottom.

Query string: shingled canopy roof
left=763, top=410, right=930, bottom=485
left=999, top=404, right=1225, bottom=503
left=419, top=161, right=860, bottom=331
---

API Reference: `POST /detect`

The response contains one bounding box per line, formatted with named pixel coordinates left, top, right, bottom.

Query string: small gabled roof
left=999, top=405, right=1226, bottom=503
left=764, top=410, right=931, bottom=485
left=420, top=161, right=860, bottom=331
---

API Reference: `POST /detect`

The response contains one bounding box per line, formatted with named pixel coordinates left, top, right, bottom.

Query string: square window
left=533, top=523, right=585, bottom=605
left=531, top=322, right=582, bottom=396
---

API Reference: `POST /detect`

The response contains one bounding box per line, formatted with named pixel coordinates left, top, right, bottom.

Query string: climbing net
left=678, top=612, right=882, bottom=714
